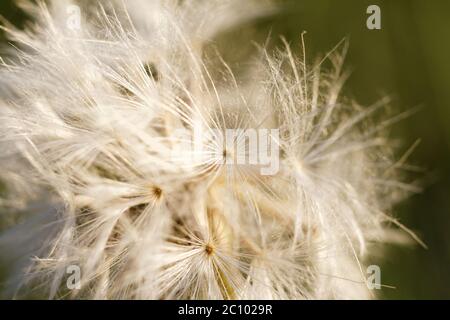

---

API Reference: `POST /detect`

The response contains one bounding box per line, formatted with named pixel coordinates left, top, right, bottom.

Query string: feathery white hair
left=0, top=0, right=420, bottom=299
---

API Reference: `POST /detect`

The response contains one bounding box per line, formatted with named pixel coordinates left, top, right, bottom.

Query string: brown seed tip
left=152, top=186, right=163, bottom=199
left=204, top=243, right=214, bottom=255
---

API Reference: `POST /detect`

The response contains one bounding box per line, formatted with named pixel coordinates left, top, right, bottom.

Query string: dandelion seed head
left=0, top=0, right=420, bottom=299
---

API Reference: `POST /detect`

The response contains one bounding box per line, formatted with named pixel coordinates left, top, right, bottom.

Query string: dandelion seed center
left=152, top=186, right=163, bottom=199
left=204, top=244, right=214, bottom=255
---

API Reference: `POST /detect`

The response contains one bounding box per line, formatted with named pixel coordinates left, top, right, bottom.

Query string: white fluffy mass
left=0, top=0, right=421, bottom=299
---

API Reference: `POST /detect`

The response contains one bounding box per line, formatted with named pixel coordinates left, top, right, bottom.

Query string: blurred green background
left=0, top=0, right=449, bottom=299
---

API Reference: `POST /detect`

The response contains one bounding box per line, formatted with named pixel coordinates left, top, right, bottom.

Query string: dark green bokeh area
left=0, top=0, right=449, bottom=299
